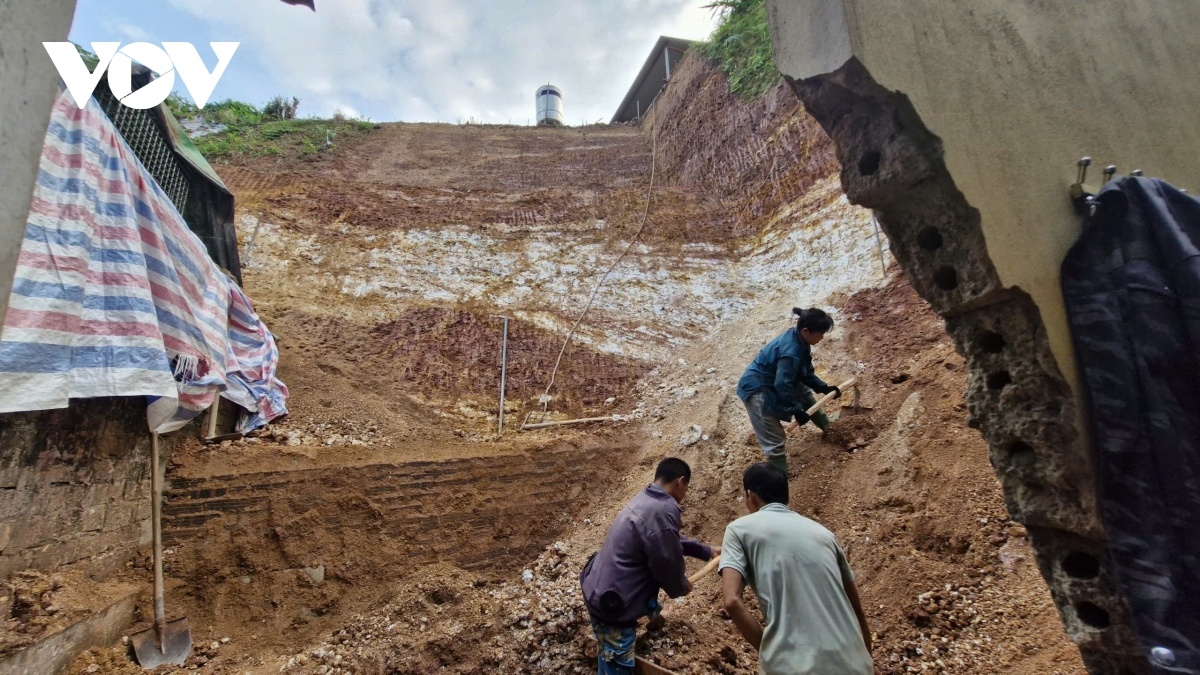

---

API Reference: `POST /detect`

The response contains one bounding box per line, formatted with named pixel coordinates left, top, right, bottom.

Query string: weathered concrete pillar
left=0, top=0, right=77, bottom=328
left=765, top=1, right=1200, bottom=673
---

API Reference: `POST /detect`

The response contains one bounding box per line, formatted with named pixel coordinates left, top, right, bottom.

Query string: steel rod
left=499, top=317, right=508, bottom=434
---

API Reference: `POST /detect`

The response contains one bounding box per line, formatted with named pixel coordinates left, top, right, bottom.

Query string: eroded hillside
left=68, top=53, right=1085, bottom=675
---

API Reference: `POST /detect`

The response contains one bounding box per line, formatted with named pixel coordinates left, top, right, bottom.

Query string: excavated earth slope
left=68, top=54, right=1085, bottom=675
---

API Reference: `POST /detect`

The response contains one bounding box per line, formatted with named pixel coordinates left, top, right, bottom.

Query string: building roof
left=611, top=36, right=694, bottom=123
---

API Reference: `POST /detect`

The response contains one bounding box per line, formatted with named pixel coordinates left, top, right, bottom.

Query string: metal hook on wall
left=1072, top=158, right=1132, bottom=218
left=1071, top=157, right=1101, bottom=216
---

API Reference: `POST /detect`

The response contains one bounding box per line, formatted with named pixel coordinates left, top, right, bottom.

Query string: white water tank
left=536, top=84, right=563, bottom=126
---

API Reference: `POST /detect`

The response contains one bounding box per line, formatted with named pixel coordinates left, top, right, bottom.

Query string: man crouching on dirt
left=579, top=458, right=720, bottom=675
left=721, top=462, right=877, bottom=675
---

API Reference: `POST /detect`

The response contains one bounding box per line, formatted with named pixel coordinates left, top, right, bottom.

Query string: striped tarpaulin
left=0, top=87, right=287, bottom=433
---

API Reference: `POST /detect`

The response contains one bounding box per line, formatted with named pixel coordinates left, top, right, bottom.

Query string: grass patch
left=167, top=95, right=379, bottom=162
left=698, top=0, right=781, bottom=101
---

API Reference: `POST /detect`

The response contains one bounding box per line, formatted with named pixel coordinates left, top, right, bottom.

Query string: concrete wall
left=0, top=399, right=169, bottom=581
left=765, top=2, right=1200, bottom=673
left=0, top=0, right=77, bottom=328
left=768, top=0, right=1200, bottom=389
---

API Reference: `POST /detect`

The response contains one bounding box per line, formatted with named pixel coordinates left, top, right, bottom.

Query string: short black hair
left=655, top=457, right=691, bottom=484
left=743, top=462, right=789, bottom=505
left=793, top=307, right=834, bottom=334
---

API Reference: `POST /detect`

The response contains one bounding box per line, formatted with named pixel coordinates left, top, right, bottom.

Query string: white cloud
left=165, top=0, right=718, bottom=123
left=103, top=20, right=153, bottom=42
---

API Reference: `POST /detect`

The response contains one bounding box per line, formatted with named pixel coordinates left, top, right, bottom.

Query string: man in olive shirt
left=720, top=463, right=876, bottom=675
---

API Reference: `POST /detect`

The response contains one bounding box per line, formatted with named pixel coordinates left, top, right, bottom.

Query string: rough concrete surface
left=0, top=0, right=76, bottom=328
left=0, top=398, right=172, bottom=580
left=766, top=2, right=1200, bottom=672
left=0, top=592, right=135, bottom=675
left=767, top=0, right=1200, bottom=390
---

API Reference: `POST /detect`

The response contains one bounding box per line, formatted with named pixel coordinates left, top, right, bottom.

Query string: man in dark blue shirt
left=737, top=307, right=840, bottom=473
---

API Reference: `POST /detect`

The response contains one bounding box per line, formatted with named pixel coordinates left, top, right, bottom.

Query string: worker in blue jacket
left=737, top=307, right=840, bottom=473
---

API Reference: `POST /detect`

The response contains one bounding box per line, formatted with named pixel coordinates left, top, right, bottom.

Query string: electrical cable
left=528, top=122, right=658, bottom=426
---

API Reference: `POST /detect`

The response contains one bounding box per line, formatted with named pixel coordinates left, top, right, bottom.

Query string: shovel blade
left=131, top=618, right=192, bottom=669
left=842, top=405, right=874, bottom=416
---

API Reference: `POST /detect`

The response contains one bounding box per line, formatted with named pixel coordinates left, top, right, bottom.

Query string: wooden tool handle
left=521, top=416, right=612, bottom=430
left=635, top=656, right=680, bottom=675
left=786, top=377, right=858, bottom=432
left=806, top=377, right=857, bottom=416
left=150, top=432, right=166, bottom=642
left=636, top=557, right=721, bottom=674
left=689, top=555, right=721, bottom=584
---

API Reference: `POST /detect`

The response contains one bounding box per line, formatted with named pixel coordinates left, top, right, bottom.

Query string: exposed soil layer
left=67, top=271, right=1086, bottom=675
left=645, top=55, right=838, bottom=236
left=155, top=438, right=635, bottom=657
left=371, top=307, right=646, bottom=413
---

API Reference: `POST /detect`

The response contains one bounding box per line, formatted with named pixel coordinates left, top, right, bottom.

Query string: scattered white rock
left=304, top=565, right=326, bottom=585
left=680, top=425, right=703, bottom=446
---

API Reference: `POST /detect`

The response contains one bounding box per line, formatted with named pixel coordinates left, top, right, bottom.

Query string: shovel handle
left=635, top=656, right=680, bottom=675
left=786, top=378, right=858, bottom=433
left=151, top=432, right=166, bottom=651
left=689, top=555, right=721, bottom=585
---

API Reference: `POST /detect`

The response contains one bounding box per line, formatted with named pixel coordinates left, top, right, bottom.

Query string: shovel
left=132, top=432, right=192, bottom=668
left=785, top=377, right=872, bottom=433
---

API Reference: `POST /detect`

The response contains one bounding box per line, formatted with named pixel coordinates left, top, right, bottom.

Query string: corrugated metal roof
left=611, top=36, right=693, bottom=124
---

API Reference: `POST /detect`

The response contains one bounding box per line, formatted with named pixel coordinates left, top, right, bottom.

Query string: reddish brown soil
left=372, top=307, right=645, bottom=413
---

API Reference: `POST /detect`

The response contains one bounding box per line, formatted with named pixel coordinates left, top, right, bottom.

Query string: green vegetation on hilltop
left=70, top=41, right=379, bottom=162
left=166, top=94, right=379, bottom=162
left=699, top=0, right=781, bottom=101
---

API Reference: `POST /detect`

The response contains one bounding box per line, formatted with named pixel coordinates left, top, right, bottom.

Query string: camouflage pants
left=589, top=616, right=635, bottom=675
left=588, top=599, right=660, bottom=675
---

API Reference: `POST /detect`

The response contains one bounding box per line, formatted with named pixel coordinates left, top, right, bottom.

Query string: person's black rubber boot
left=766, top=454, right=788, bottom=474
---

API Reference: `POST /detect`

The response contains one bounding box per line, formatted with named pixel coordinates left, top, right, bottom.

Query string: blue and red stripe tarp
left=0, top=87, right=287, bottom=433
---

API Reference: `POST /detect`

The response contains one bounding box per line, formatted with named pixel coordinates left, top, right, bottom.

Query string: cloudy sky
left=68, top=0, right=718, bottom=124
